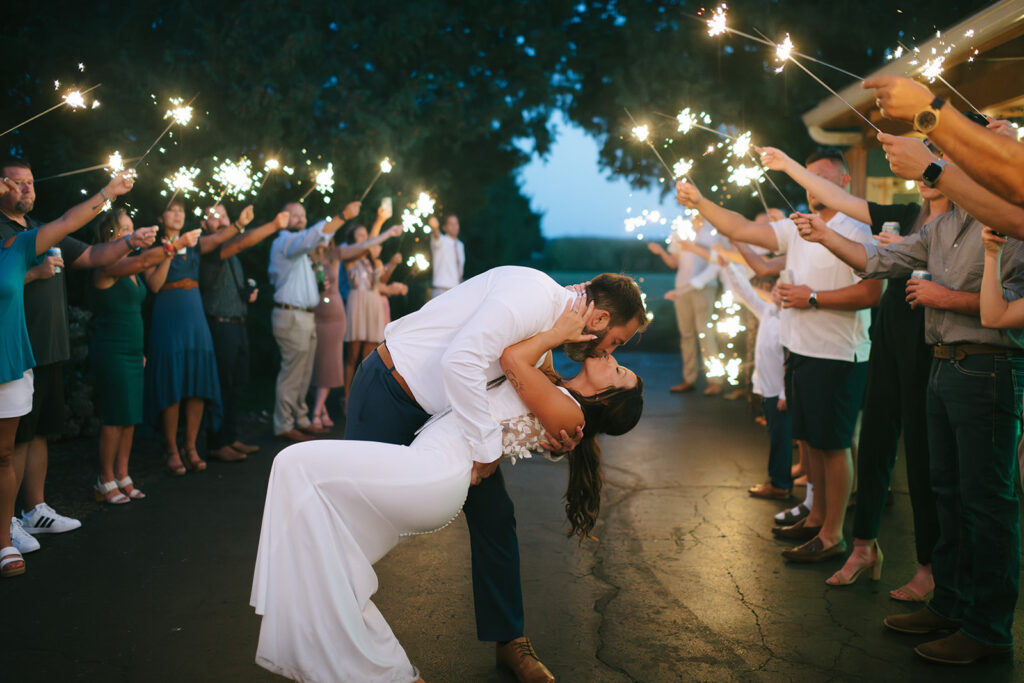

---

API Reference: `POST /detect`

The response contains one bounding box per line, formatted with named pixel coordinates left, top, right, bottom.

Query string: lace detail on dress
left=500, top=414, right=565, bottom=465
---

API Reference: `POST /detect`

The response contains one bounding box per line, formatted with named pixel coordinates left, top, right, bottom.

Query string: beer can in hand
left=779, top=269, right=795, bottom=285
left=48, top=247, right=62, bottom=274
left=881, top=222, right=900, bottom=236
left=910, top=270, right=931, bottom=281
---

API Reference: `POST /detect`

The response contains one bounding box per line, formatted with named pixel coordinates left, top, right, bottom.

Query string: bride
left=250, top=296, right=644, bottom=681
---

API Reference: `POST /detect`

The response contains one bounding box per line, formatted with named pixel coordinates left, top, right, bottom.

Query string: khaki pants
left=272, top=308, right=317, bottom=434
left=673, top=287, right=721, bottom=385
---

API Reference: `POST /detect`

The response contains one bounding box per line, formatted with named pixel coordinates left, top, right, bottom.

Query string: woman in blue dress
left=142, top=198, right=239, bottom=475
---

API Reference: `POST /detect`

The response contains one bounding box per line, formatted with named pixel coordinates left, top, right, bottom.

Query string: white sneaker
left=10, top=517, right=40, bottom=553
left=20, top=502, right=82, bottom=535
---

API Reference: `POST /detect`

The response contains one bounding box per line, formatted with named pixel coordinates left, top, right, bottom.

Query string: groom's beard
left=564, top=327, right=608, bottom=362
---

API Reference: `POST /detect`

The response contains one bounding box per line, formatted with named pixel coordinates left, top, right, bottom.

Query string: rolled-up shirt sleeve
left=859, top=226, right=930, bottom=280
left=440, top=281, right=562, bottom=463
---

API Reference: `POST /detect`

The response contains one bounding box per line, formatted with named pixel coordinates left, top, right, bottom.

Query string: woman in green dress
left=89, top=209, right=198, bottom=503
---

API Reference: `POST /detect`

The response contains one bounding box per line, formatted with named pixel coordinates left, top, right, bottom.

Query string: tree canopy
left=4, top=0, right=989, bottom=247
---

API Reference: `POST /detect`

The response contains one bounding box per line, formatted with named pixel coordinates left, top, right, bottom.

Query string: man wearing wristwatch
left=0, top=156, right=155, bottom=552
left=677, top=148, right=880, bottom=566
left=789, top=114, right=1024, bottom=664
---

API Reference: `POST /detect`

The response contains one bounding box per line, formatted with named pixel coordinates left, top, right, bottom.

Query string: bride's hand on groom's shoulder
left=551, top=295, right=596, bottom=344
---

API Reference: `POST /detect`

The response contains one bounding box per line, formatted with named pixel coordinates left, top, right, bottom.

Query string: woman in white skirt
left=0, top=171, right=137, bottom=577
left=251, top=299, right=644, bottom=680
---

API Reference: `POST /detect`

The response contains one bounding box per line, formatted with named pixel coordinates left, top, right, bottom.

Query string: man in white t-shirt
left=429, top=213, right=465, bottom=299
left=648, top=215, right=724, bottom=394
left=676, top=148, right=881, bottom=565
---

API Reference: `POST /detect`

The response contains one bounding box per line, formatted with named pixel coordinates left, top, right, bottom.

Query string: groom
left=345, top=265, right=646, bottom=681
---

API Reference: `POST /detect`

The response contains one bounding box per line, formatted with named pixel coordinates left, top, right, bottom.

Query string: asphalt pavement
left=2, top=351, right=1021, bottom=682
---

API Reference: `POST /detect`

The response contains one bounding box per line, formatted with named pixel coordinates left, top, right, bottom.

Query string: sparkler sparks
left=162, top=166, right=201, bottom=198
left=672, top=158, right=694, bottom=179
left=730, top=131, right=752, bottom=159
left=380, top=158, right=393, bottom=174
left=406, top=253, right=431, bottom=271
left=62, top=90, right=86, bottom=109
left=921, top=56, right=945, bottom=83
left=675, top=107, right=713, bottom=135
left=360, top=157, right=395, bottom=200
left=164, top=97, right=194, bottom=126
left=631, top=124, right=650, bottom=142
left=212, top=158, right=255, bottom=201
left=727, top=163, right=764, bottom=187
left=706, top=4, right=728, bottom=37
left=106, top=152, right=124, bottom=176
left=774, top=33, right=795, bottom=72
left=265, top=159, right=280, bottom=171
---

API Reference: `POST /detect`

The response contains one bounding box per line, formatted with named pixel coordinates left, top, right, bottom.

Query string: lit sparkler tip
left=107, top=152, right=124, bottom=175
left=213, top=158, right=255, bottom=200
left=775, top=33, right=795, bottom=66
left=63, top=90, right=86, bottom=109
left=706, top=4, right=728, bottom=37
left=164, top=97, right=194, bottom=126
left=676, top=108, right=696, bottom=134
left=730, top=131, right=752, bottom=159
left=921, top=56, right=945, bottom=83
left=164, top=166, right=201, bottom=197
left=314, top=163, right=335, bottom=195
left=264, top=159, right=280, bottom=171
left=631, top=124, right=650, bottom=142
left=380, top=158, right=393, bottom=173
left=672, top=158, right=694, bottom=179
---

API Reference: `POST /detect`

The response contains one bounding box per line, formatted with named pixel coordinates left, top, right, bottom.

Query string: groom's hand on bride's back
left=470, top=460, right=501, bottom=485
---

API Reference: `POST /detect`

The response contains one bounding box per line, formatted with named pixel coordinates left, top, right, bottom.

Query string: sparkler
left=755, top=28, right=881, bottom=134
left=359, top=157, right=394, bottom=201
left=34, top=152, right=140, bottom=183
left=133, top=94, right=200, bottom=170
left=405, top=253, right=431, bottom=272
left=300, top=163, right=335, bottom=203
left=211, top=157, right=255, bottom=202
left=162, top=166, right=201, bottom=207
left=1, top=83, right=102, bottom=137
left=698, top=7, right=864, bottom=81
left=897, top=41, right=985, bottom=117
left=625, top=108, right=682, bottom=181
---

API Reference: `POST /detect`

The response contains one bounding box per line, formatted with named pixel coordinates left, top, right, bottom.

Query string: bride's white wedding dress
left=250, top=380, right=574, bottom=682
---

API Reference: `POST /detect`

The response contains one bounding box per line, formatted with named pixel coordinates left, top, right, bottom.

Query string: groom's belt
left=376, top=342, right=421, bottom=410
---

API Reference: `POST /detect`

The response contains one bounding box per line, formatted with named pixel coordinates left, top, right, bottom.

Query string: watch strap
left=929, top=96, right=945, bottom=111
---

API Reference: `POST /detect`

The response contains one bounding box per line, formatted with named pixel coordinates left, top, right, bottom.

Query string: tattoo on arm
left=506, top=368, right=523, bottom=392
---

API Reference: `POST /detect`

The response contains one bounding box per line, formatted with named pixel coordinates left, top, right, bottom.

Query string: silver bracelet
left=99, top=188, right=111, bottom=202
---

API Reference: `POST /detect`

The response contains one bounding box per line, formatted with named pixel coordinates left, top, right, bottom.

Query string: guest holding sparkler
left=142, top=197, right=238, bottom=475
left=429, top=213, right=465, bottom=300
left=647, top=214, right=724, bottom=395
left=791, top=139, right=1024, bottom=662
left=91, top=209, right=194, bottom=502
left=0, top=170, right=137, bottom=576
left=199, top=203, right=290, bottom=462
left=759, top=144, right=946, bottom=601
left=342, top=219, right=406, bottom=402
left=309, top=206, right=400, bottom=428
left=0, top=158, right=154, bottom=553
left=677, top=148, right=881, bottom=565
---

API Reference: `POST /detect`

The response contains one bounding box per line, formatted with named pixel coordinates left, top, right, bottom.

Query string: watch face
left=916, top=111, right=937, bottom=132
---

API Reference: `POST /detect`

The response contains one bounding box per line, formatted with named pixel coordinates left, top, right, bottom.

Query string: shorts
left=15, top=362, right=65, bottom=443
left=784, top=351, right=866, bottom=451
left=0, top=369, right=34, bottom=419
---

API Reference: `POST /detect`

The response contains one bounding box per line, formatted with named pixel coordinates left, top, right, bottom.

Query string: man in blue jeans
left=794, top=178, right=1024, bottom=664
left=344, top=266, right=646, bottom=682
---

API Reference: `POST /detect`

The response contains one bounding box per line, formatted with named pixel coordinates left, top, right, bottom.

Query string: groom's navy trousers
left=344, top=349, right=525, bottom=642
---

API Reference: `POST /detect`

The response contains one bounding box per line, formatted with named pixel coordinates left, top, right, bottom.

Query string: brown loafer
left=496, top=637, right=555, bottom=682
left=275, top=429, right=312, bottom=443
left=771, top=518, right=821, bottom=540
left=670, top=382, right=696, bottom=393
left=781, top=536, right=847, bottom=563
left=883, top=607, right=961, bottom=635
left=914, top=632, right=1010, bottom=665
left=749, top=482, right=791, bottom=500
left=703, top=384, right=723, bottom=396
left=231, top=441, right=260, bottom=454
left=208, top=445, right=247, bottom=463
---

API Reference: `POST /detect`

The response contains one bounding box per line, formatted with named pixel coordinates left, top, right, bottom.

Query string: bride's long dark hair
left=561, top=378, right=644, bottom=541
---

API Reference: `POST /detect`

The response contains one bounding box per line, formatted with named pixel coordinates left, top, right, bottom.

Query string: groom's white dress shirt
left=385, top=266, right=572, bottom=464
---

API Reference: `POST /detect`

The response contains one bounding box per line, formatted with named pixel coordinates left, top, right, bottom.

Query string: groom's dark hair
left=587, top=273, right=648, bottom=331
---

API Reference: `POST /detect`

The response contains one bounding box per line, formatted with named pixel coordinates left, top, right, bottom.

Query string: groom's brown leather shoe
left=496, top=637, right=555, bottom=682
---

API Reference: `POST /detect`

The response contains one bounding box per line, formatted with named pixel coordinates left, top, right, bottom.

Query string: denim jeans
left=763, top=396, right=792, bottom=490
left=926, top=353, right=1024, bottom=648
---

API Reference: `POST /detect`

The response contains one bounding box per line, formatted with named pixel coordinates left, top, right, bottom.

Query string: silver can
left=881, top=222, right=900, bottom=236
left=910, top=270, right=931, bottom=281
left=779, top=269, right=795, bottom=285
left=47, top=246, right=62, bottom=274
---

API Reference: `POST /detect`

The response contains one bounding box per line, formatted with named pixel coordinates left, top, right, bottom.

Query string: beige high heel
left=826, top=540, right=883, bottom=586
